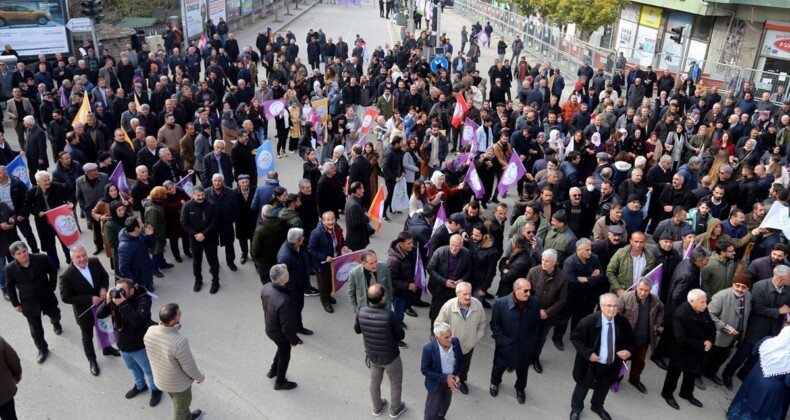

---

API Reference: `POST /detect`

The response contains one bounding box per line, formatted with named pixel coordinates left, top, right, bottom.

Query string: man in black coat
left=344, top=182, right=371, bottom=251
left=230, top=131, right=256, bottom=188
left=5, top=241, right=60, bottom=364
left=251, top=205, right=287, bottom=285
left=569, top=293, right=634, bottom=420
left=348, top=146, right=372, bottom=207
left=24, top=172, right=73, bottom=269
left=489, top=278, right=540, bottom=405
left=276, top=227, right=312, bottom=339
left=496, top=233, right=537, bottom=297
left=261, top=264, right=300, bottom=390
left=207, top=173, right=239, bottom=271
left=150, top=148, right=184, bottom=187
left=59, top=245, right=116, bottom=376
left=428, top=235, right=472, bottom=326
left=381, top=137, right=404, bottom=220
left=201, top=140, right=233, bottom=188
left=180, top=185, right=220, bottom=293
left=557, top=238, right=605, bottom=351
left=23, top=116, right=48, bottom=184
left=661, top=289, right=715, bottom=410
left=316, top=163, right=345, bottom=220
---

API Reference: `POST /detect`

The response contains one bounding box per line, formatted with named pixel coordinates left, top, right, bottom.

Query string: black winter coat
left=354, top=303, right=405, bottom=365
left=316, top=174, right=345, bottom=219
left=207, top=186, right=238, bottom=245
left=666, top=259, right=702, bottom=321
left=96, top=285, right=154, bottom=352
left=670, top=302, right=715, bottom=373
left=386, top=239, right=416, bottom=298
left=5, top=254, right=58, bottom=317
left=180, top=199, right=218, bottom=242
left=490, top=294, right=540, bottom=369
left=344, top=195, right=370, bottom=251
left=261, top=282, right=300, bottom=345
left=571, top=312, right=634, bottom=388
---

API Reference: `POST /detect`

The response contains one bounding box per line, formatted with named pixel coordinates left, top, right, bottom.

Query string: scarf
left=759, top=326, right=790, bottom=377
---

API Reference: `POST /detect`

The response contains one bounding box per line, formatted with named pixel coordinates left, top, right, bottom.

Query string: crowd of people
left=0, top=5, right=789, bottom=420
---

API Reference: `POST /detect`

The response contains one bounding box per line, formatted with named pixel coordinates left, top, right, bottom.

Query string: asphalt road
left=0, top=3, right=738, bottom=419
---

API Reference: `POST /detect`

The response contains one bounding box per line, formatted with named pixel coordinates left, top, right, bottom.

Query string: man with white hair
left=23, top=115, right=48, bottom=181
left=201, top=139, right=232, bottom=188
left=435, top=281, right=488, bottom=395
left=421, top=322, right=461, bottom=419
left=261, top=264, right=300, bottom=390
left=661, top=289, right=715, bottom=410
left=525, top=249, right=569, bottom=374
left=25, top=171, right=74, bottom=268
left=276, top=228, right=313, bottom=341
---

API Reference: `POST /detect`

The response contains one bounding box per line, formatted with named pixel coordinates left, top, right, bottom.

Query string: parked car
left=0, top=5, right=51, bottom=26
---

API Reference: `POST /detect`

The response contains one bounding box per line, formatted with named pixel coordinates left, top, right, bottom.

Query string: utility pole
left=80, top=0, right=104, bottom=52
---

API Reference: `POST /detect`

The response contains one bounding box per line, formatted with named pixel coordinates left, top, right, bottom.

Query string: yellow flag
left=134, top=94, right=141, bottom=111
left=71, top=91, right=91, bottom=126
left=123, top=129, right=135, bottom=150
left=311, top=98, right=329, bottom=123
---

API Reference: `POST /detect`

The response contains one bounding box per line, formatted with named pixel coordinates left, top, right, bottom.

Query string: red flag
left=45, top=204, right=81, bottom=248
left=451, top=92, right=468, bottom=128
left=358, top=108, right=378, bottom=135
left=368, top=185, right=386, bottom=233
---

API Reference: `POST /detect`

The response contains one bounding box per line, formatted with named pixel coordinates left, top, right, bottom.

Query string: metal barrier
left=741, top=67, right=790, bottom=103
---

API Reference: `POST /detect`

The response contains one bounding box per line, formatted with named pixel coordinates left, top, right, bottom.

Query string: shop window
left=691, top=16, right=714, bottom=40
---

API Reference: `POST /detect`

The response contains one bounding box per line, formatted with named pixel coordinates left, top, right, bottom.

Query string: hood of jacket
left=388, top=239, right=408, bottom=260
left=705, top=217, right=723, bottom=237
left=614, top=161, right=632, bottom=172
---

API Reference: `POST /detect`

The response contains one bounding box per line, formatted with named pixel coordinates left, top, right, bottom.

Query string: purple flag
left=628, top=263, right=663, bottom=295
left=330, top=250, right=366, bottom=293
left=91, top=306, right=116, bottom=350
left=263, top=99, right=287, bottom=120
left=465, top=162, right=485, bottom=199
left=460, top=118, right=479, bottom=149
left=109, top=162, right=130, bottom=197
left=497, top=152, right=526, bottom=196
left=414, top=245, right=427, bottom=294
left=684, top=240, right=696, bottom=260
left=59, top=87, right=68, bottom=108
left=176, top=174, right=194, bottom=198
left=432, top=202, right=447, bottom=232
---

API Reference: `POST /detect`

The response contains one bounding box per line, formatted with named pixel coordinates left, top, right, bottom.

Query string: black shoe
left=209, top=282, right=219, bottom=294
left=125, top=384, right=148, bottom=399
left=274, top=380, right=297, bottom=390
left=329, top=296, right=337, bottom=304
left=93, top=247, right=103, bottom=256
left=664, top=396, right=680, bottom=410
left=629, top=380, right=648, bottom=394
left=37, top=349, right=48, bottom=364
left=682, top=395, right=703, bottom=408
left=389, top=402, right=406, bottom=418
left=90, top=360, right=100, bottom=376
left=323, top=304, right=334, bottom=313
left=392, top=210, right=402, bottom=215
left=533, top=360, right=543, bottom=374
left=404, top=307, right=418, bottom=317
left=190, top=409, right=204, bottom=419
left=240, top=256, right=247, bottom=264
left=298, top=327, right=314, bottom=335
left=401, top=322, right=408, bottom=330
left=398, top=340, right=408, bottom=349
left=516, top=389, right=526, bottom=404
left=705, top=375, right=724, bottom=386
left=228, top=263, right=238, bottom=272
left=53, top=322, right=62, bottom=335
left=591, top=406, right=612, bottom=420
left=185, top=251, right=193, bottom=259
left=489, top=383, right=499, bottom=397
left=412, top=299, right=430, bottom=308
left=194, top=282, right=202, bottom=292
left=161, top=262, right=175, bottom=269
left=150, top=390, right=162, bottom=407
left=266, top=369, right=275, bottom=379
left=450, top=148, right=457, bottom=153
left=570, top=410, right=581, bottom=420
left=103, top=347, right=121, bottom=357
left=491, top=197, right=500, bottom=203
left=372, top=398, right=388, bottom=417
left=553, top=338, right=564, bottom=351
left=694, top=377, right=706, bottom=390
left=382, top=216, right=391, bottom=222
left=304, top=287, right=319, bottom=297
left=153, top=270, right=164, bottom=278
left=458, top=381, right=468, bottom=395
left=296, top=338, right=303, bottom=345
left=174, top=256, right=183, bottom=263
left=651, top=356, right=668, bottom=370
left=722, top=375, right=733, bottom=390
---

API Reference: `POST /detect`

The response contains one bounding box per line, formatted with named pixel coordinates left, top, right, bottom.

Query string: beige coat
left=434, top=297, right=488, bottom=354
left=708, top=288, right=752, bottom=347
left=144, top=324, right=203, bottom=393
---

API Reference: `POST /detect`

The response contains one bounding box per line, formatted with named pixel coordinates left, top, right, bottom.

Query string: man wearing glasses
left=569, top=293, right=634, bottom=420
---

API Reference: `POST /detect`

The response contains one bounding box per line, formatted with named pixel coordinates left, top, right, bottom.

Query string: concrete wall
left=706, top=16, right=764, bottom=69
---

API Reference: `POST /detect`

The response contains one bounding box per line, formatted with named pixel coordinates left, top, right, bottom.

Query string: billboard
left=182, top=0, right=203, bottom=39
left=207, top=0, right=225, bottom=24
left=0, top=0, right=71, bottom=57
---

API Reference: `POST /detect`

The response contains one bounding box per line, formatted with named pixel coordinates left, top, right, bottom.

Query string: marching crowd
left=0, top=6, right=789, bottom=420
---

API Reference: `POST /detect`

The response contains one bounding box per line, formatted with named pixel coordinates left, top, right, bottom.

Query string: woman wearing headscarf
left=332, top=145, right=349, bottom=185
left=727, top=324, right=790, bottom=420
left=142, top=186, right=170, bottom=278
left=297, top=121, right=317, bottom=159
left=91, top=183, right=131, bottom=267
left=162, top=180, right=192, bottom=262
left=583, top=131, right=607, bottom=179
left=105, top=201, right=128, bottom=277
left=220, top=109, right=238, bottom=148
left=302, top=148, right=322, bottom=191
left=288, top=100, right=302, bottom=154
left=425, top=170, right=462, bottom=204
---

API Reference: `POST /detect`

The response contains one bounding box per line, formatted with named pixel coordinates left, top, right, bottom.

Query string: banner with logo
left=496, top=152, right=526, bottom=196
left=45, top=204, right=81, bottom=248
left=263, top=99, right=287, bottom=120
left=255, top=140, right=276, bottom=177
left=330, top=249, right=366, bottom=293
left=6, top=155, right=30, bottom=188
left=358, top=108, right=378, bottom=135
left=92, top=306, right=116, bottom=350
left=465, top=162, right=485, bottom=199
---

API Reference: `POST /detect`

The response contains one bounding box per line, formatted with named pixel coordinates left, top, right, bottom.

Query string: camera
left=109, top=288, right=126, bottom=299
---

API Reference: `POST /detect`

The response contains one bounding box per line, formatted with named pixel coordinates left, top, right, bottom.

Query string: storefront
left=756, top=21, right=790, bottom=102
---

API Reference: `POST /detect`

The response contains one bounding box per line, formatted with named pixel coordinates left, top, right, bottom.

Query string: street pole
left=675, top=24, right=691, bottom=83
left=89, top=21, right=99, bottom=54
left=407, top=0, right=415, bottom=34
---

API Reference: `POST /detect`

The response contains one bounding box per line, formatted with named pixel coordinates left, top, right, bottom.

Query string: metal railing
left=452, top=0, right=789, bottom=104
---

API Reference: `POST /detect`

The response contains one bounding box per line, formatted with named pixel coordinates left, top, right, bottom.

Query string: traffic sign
left=66, top=18, right=93, bottom=32
left=430, top=56, right=449, bottom=74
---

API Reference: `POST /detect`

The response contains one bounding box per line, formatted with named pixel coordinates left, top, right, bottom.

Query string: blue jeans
left=392, top=296, right=410, bottom=323
left=121, top=349, right=160, bottom=392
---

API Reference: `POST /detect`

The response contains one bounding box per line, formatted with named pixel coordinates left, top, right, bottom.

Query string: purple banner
left=414, top=244, right=427, bottom=294
left=465, top=163, right=485, bottom=199
left=109, top=162, right=130, bottom=197
left=92, top=306, right=116, bottom=350
left=497, top=152, right=526, bottom=196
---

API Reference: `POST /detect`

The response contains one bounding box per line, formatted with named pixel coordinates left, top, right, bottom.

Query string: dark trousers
left=256, top=263, right=272, bottom=285
left=0, top=398, right=16, bottom=420
left=293, top=292, right=305, bottom=329
left=238, top=237, right=250, bottom=259
left=89, top=217, right=102, bottom=247
left=653, top=324, right=673, bottom=359
left=383, top=179, right=396, bottom=215
left=661, top=364, right=697, bottom=399
left=491, top=364, right=529, bottom=390
left=221, top=242, right=236, bottom=265
left=25, top=307, right=61, bottom=351
left=424, top=385, right=453, bottom=420
left=37, top=222, right=71, bottom=269
left=276, top=128, right=288, bottom=154
left=189, top=239, right=219, bottom=283
left=703, top=342, right=734, bottom=377
left=169, top=235, right=189, bottom=259
left=17, top=218, right=39, bottom=252
left=571, top=378, right=611, bottom=411
left=722, top=341, right=754, bottom=379
left=428, top=289, right=456, bottom=325
left=532, top=320, right=553, bottom=359
left=490, top=169, right=503, bottom=200
left=552, top=306, right=588, bottom=342
left=271, top=341, right=292, bottom=384
left=629, top=342, right=649, bottom=382
left=79, top=321, right=97, bottom=362
left=460, top=349, right=474, bottom=382
left=288, top=136, right=298, bottom=152
left=316, top=272, right=332, bottom=305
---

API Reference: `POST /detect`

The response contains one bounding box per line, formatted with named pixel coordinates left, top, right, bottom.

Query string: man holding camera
left=96, top=279, right=162, bottom=407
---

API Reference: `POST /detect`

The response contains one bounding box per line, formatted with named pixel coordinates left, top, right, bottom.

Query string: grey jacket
left=75, top=173, right=110, bottom=211
left=708, top=287, right=751, bottom=347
